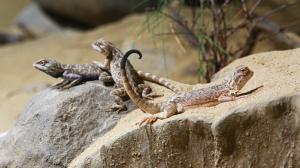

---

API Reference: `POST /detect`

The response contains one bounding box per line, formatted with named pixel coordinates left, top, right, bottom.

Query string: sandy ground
left=0, top=0, right=30, bottom=30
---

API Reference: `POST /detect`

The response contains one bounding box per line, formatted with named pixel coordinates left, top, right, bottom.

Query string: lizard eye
left=39, top=60, right=47, bottom=65
left=240, top=67, right=247, bottom=72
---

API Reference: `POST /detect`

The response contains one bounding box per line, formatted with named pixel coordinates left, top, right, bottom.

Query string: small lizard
left=91, top=38, right=181, bottom=112
left=33, top=59, right=114, bottom=90
left=120, top=50, right=254, bottom=125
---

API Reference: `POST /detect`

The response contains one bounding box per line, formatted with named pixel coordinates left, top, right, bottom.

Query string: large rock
left=67, top=48, right=300, bottom=167
left=0, top=82, right=134, bottom=167
left=69, top=96, right=300, bottom=168
left=33, top=0, right=157, bottom=26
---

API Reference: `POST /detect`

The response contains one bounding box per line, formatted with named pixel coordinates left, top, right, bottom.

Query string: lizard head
left=91, top=38, right=114, bottom=59
left=227, top=65, right=254, bottom=90
left=33, top=59, right=64, bottom=78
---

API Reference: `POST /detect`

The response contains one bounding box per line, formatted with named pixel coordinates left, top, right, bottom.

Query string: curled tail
left=137, top=71, right=181, bottom=93
left=121, top=49, right=161, bottom=114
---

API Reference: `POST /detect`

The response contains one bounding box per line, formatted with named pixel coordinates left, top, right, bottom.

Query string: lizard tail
left=121, top=49, right=161, bottom=114
left=137, top=70, right=181, bottom=93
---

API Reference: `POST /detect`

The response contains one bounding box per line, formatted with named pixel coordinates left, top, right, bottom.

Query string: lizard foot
left=137, top=116, right=158, bottom=126
left=104, top=104, right=127, bottom=113
left=52, top=85, right=68, bottom=90
left=58, top=85, right=72, bottom=90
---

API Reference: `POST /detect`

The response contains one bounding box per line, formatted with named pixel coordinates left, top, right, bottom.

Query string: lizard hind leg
left=138, top=84, right=163, bottom=100
left=138, top=115, right=158, bottom=126
left=105, top=87, right=128, bottom=113
left=58, top=70, right=83, bottom=90
left=59, top=79, right=82, bottom=90
left=99, top=72, right=114, bottom=83
left=138, top=103, right=178, bottom=125
left=93, top=60, right=110, bottom=71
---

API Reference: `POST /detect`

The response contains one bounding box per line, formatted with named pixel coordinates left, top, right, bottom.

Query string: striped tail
left=121, top=49, right=161, bottom=114
left=137, top=71, right=181, bottom=93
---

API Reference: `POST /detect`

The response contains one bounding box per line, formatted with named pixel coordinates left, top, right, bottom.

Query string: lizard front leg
left=59, top=70, right=83, bottom=90
left=52, top=80, right=71, bottom=89
left=99, top=72, right=114, bottom=83
left=138, top=84, right=163, bottom=100
left=217, top=92, right=246, bottom=102
left=60, top=79, right=82, bottom=90
left=106, top=87, right=127, bottom=113
left=93, top=59, right=110, bottom=71
left=229, top=89, right=239, bottom=96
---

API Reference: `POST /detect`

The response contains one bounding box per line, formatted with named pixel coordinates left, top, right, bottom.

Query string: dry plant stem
left=235, top=28, right=260, bottom=58
left=159, top=0, right=298, bottom=82
left=257, top=2, right=298, bottom=23
left=254, top=18, right=300, bottom=48
left=170, top=23, right=187, bottom=53
left=226, top=0, right=267, bottom=38
left=164, top=5, right=199, bottom=47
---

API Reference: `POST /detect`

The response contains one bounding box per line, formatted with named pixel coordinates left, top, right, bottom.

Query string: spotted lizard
left=120, top=50, right=254, bottom=125
left=91, top=38, right=181, bottom=113
left=33, top=59, right=114, bottom=90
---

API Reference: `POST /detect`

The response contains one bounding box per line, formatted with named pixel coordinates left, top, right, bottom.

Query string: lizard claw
left=142, top=93, right=164, bottom=100
left=137, top=116, right=158, bottom=126
left=103, top=108, right=113, bottom=112
left=51, top=85, right=60, bottom=89
left=143, top=95, right=153, bottom=100
left=51, top=83, right=64, bottom=90
left=59, top=86, right=71, bottom=90
left=236, top=95, right=248, bottom=99
left=51, top=85, right=67, bottom=90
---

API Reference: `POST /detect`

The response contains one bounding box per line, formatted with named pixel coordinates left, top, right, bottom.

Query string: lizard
left=91, top=38, right=181, bottom=113
left=120, top=49, right=254, bottom=125
left=33, top=59, right=114, bottom=90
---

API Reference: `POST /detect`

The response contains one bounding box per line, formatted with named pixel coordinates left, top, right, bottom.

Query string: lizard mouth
left=91, top=43, right=104, bottom=53
left=33, top=63, right=47, bottom=71
left=33, top=59, right=49, bottom=71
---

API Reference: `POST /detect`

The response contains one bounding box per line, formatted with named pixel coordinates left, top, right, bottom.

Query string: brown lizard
left=33, top=59, right=114, bottom=90
left=91, top=38, right=181, bottom=112
left=120, top=50, right=254, bottom=124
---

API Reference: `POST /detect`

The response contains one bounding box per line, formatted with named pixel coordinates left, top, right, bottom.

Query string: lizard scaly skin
left=120, top=50, right=254, bottom=124
left=33, top=59, right=114, bottom=90
left=91, top=38, right=181, bottom=113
